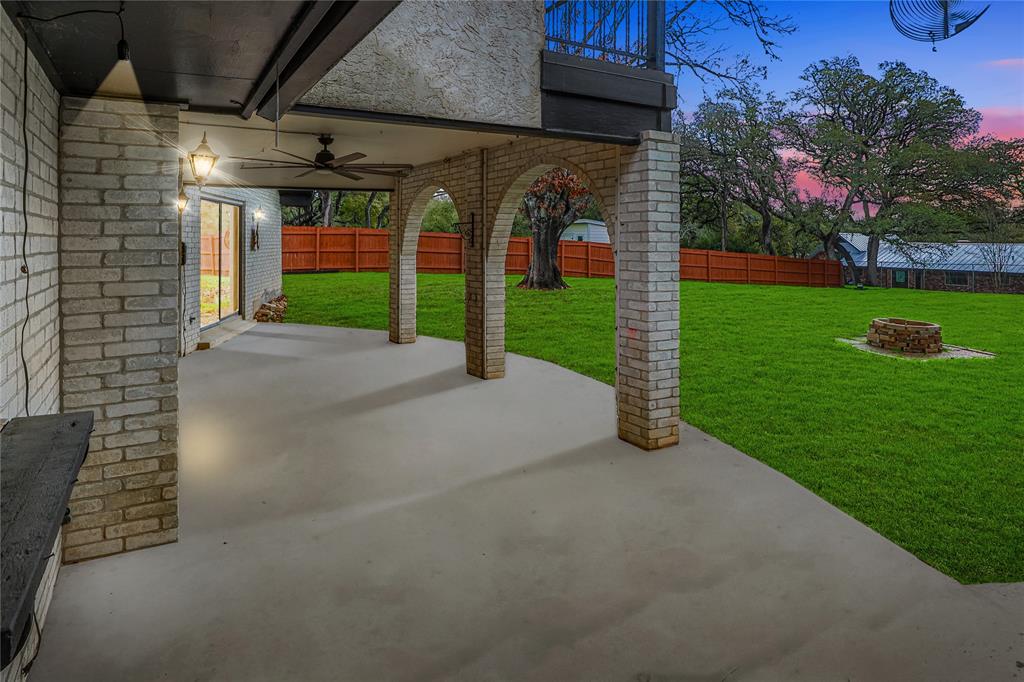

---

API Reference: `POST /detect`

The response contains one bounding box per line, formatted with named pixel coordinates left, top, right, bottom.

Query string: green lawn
left=283, top=272, right=1024, bottom=584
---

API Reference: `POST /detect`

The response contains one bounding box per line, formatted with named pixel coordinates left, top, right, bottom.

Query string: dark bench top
left=1, top=412, right=92, bottom=668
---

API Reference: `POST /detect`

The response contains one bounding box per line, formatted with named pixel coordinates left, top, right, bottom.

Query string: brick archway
left=487, top=157, right=616, bottom=261
left=389, top=180, right=466, bottom=343
left=389, top=132, right=680, bottom=450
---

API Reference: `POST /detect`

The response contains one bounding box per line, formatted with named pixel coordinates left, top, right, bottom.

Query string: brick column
left=463, top=151, right=503, bottom=378
left=388, top=187, right=416, bottom=344
left=58, top=97, right=180, bottom=561
left=615, top=131, right=680, bottom=450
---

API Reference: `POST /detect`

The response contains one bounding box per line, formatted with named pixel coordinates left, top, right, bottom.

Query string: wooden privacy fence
left=282, top=226, right=842, bottom=287
left=200, top=233, right=235, bottom=275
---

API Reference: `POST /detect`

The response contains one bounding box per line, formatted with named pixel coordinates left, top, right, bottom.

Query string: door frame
left=198, top=193, right=247, bottom=330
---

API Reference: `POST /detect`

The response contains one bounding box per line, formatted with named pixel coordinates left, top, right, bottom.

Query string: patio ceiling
left=180, top=110, right=518, bottom=190
left=5, top=1, right=396, bottom=116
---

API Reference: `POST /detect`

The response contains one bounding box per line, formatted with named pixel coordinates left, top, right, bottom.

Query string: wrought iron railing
left=544, top=0, right=665, bottom=69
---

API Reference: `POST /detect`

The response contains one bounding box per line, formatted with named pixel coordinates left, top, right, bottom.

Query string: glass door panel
left=199, top=199, right=241, bottom=327
left=219, top=203, right=239, bottom=318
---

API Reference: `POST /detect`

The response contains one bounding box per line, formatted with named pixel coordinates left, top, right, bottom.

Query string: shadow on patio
left=30, top=325, right=1023, bottom=681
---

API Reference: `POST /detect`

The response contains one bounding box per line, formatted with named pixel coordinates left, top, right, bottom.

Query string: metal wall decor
left=454, top=213, right=476, bottom=247
left=890, top=0, right=991, bottom=50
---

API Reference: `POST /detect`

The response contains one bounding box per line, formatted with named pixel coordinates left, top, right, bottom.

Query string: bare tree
left=665, top=0, right=795, bottom=87
left=547, top=1, right=795, bottom=90
left=975, top=207, right=1022, bottom=290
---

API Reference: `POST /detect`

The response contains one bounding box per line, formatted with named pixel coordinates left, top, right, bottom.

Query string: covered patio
left=30, top=325, right=1022, bottom=681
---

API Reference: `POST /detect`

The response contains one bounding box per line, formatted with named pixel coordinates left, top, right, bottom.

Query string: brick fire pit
left=867, top=318, right=942, bottom=354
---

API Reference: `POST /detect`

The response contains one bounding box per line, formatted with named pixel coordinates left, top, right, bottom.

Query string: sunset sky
left=673, top=0, right=1024, bottom=139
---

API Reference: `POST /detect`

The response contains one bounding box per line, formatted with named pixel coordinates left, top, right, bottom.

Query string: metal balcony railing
left=544, top=0, right=665, bottom=70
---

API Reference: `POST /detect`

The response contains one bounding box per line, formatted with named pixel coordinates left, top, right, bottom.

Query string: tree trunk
left=319, top=191, right=334, bottom=227
left=760, top=210, right=774, bottom=255
left=719, top=191, right=728, bottom=251
left=518, top=226, right=568, bottom=289
left=866, top=234, right=880, bottom=286
left=833, top=241, right=860, bottom=285
left=364, top=191, right=378, bottom=227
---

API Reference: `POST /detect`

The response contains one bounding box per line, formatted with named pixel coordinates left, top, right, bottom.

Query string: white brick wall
left=180, top=185, right=281, bottom=354
left=58, top=95, right=181, bottom=562
left=0, top=12, right=61, bottom=421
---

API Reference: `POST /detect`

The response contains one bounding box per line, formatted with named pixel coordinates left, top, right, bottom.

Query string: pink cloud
left=978, top=106, right=1024, bottom=140
left=983, top=58, right=1024, bottom=69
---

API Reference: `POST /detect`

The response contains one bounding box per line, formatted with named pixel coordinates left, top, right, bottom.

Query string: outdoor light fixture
left=188, top=132, right=219, bottom=185
left=19, top=2, right=130, bottom=64
left=251, top=208, right=264, bottom=251
left=176, top=190, right=188, bottom=213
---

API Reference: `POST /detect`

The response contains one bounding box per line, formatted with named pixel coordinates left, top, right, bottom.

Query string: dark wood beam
left=255, top=0, right=400, bottom=122
left=289, top=103, right=644, bottom=146
left=239, top=1, right=335, bottom=120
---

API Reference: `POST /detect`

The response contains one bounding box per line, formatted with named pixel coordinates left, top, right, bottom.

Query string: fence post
left=773, top=256, right=778, bottom=285
left=705, top=251, right=711, bottom=281
left=746, top=253, right=751, bottom=284
left=586, top=241, right=591, bottom=278
left=354, top=229, right=360, bottom=273
left=315, top=227, right=321, bottom=272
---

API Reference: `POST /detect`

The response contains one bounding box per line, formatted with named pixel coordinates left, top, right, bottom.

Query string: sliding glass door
left=199, top=199, right=240, bottom=327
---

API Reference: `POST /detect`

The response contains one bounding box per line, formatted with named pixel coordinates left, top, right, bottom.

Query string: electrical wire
left=18, top=30, right=30, bottom=417
left=15, top=2, right=128, bottom=415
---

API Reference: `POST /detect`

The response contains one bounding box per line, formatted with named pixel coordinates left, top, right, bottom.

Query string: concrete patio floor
left=32, top=324, right=1023, bottom=681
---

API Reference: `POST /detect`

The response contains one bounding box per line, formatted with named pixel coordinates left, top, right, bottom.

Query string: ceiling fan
left=230, top=134, right=412, bottom=181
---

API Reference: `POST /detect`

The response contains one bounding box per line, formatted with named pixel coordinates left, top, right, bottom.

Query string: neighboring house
left=1, top=0, right=679, bottom=590
left=561, top=218, right=610, bottom=243
left=825, top=233, right=1024, bottom=293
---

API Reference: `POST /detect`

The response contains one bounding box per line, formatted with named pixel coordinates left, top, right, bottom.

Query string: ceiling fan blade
left=240, top=164, right=314, bottom=170
left=271, top=148, right=316, bottom=165
left=328, top=152, right=367, bottom=167
left=343, top=168, right=407, bottom=177
left=295, top=168, right=318, bottom=179
left=229, top=156, right=308, bottom=166
left=333, top=169, right=364, bottom=181
left=344, top=163, right=413, bottom=169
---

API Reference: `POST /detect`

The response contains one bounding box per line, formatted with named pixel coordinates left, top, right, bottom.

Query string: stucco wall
left=181, top=186, right=282, bottom=354
left=299, top=0, right=543, bottom=128
left=1, top=11, right=61, bottom=421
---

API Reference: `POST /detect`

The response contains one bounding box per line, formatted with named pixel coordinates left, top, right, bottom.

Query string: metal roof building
left=837, top=233, right=1024, bottom=274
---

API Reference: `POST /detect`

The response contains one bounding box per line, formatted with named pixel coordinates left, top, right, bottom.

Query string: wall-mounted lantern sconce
left=251, top=208, right=264, bottom=251
left=188, top=132, right=219, bottom=185
left=176, top=189, right=188, bottom=214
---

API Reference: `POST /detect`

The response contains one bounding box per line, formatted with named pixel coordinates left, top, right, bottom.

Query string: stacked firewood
left=254, top=295, right=288, bottom=323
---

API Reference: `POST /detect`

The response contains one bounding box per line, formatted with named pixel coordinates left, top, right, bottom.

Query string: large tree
left=784, top=57, right=981, bottom=284
left=517, top=169, right=594, bottom=290
left=677, top=88, right=791, bottom=254
left=280, top=191, right=389, bottom=228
